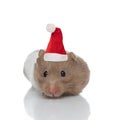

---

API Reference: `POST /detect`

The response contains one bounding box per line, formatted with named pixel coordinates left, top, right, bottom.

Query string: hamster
left=33, top=49, right=90, bottom=98
left=24, top=24, right=90, bottom=98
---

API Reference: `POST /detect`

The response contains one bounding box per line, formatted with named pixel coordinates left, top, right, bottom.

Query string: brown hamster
left=34, top=49, right=90, bottom=98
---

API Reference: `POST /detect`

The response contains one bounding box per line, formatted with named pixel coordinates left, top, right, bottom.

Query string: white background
left=0, top=0, right=120, bottom=120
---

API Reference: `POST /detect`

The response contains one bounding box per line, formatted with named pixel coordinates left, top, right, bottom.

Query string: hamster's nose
left=48, top=87, right=58, bottom=95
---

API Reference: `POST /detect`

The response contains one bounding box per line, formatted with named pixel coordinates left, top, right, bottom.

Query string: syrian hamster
left=33, top=50, right=90, bottom=98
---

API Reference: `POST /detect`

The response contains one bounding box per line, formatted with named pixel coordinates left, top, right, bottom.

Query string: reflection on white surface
left=24, top=87, right=90, bottom=120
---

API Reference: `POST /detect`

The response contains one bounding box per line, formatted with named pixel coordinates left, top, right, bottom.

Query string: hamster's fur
left=33, top=50, right=90, bottom=98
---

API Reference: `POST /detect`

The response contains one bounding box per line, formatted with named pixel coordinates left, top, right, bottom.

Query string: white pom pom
left=46, top=24, right=56, bottom=33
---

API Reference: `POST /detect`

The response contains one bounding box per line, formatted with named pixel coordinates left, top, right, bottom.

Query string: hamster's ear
left=39, top=49, right=45, bottom=57
left=69, top=52, right=78, bottom=62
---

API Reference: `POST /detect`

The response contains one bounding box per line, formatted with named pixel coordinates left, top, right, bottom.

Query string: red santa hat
left=44, top=24, right=68, bottom=62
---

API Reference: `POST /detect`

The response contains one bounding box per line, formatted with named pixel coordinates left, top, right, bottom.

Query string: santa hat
left=44, top=24, right=68, bottom=62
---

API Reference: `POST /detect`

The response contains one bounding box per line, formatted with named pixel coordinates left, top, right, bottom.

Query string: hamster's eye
left=61, top=71, right=65, bottom=77
left=43, top=71, right=48, bottom=77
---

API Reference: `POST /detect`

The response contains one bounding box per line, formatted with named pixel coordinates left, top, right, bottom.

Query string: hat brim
left=44, top=53, right=68, bottom=62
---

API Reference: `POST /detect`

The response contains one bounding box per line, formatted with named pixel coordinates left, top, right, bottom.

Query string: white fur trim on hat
left=44, top=53, right=68, bottom=62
